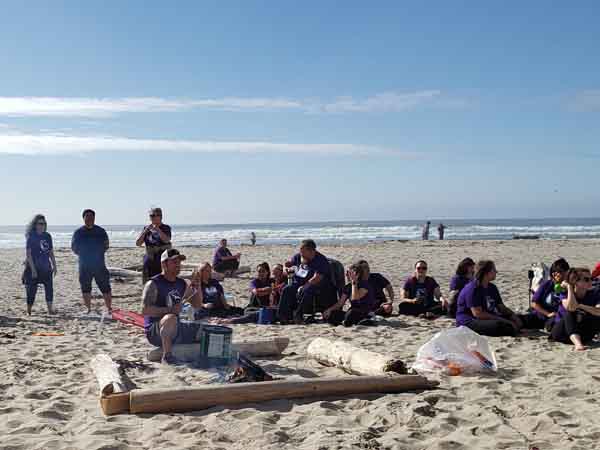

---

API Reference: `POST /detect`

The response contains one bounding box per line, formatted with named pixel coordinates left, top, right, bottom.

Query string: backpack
left=328, top=258, right=346, bottom=296
left=530, top=262, right=550, bottom=295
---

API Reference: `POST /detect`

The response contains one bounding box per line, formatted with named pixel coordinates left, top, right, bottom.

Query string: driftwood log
left=307, top=338, right=406, bottom=375
left=127, top=374, right=437, bottom=414
left=146, top=337, right=290, bottom=362
left=90, top=354, right=127, bottom=396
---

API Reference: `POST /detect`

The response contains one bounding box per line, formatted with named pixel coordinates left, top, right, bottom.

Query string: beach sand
left=2, top=239, right=600, bottom=450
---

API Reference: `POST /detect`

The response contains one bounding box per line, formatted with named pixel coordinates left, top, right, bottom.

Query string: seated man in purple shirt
left=212, top=239, right=241, bottom=275
left=277, top=239, right=337, bottom=324
left=141, top=249, right=204, bottom=364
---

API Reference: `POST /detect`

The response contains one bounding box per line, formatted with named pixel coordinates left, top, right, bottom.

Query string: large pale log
left=129, top=374, right=436, bottom=414
left=307, top=338, right=406, bottom=376
left=107, top=267, right=142, bottom=278
left=146, top=337, right=290, bottom=362
left=90, top=354, right=127, bottom=396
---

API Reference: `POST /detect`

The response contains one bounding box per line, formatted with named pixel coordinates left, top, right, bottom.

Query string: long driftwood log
left=307, top=337, right=406, bottom=376
left=128, top=374, right=436, bottom=414
left=146, top=337, right=290, bottom=362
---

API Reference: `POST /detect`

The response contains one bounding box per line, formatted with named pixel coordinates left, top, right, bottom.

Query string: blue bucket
left=258, top=307, right=276, bottom=324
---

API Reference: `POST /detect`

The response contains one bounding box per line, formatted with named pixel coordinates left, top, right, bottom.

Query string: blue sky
left=0, top=1, right=598, bottom=225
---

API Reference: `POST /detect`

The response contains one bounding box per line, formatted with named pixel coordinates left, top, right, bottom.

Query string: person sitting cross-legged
left=323, top=263, right=376, bottom=327
left=277, top=239, right=336, bottom=324
left=141, top=249, right=204, bottom=364
left=398, top=260, right=447, bottom=317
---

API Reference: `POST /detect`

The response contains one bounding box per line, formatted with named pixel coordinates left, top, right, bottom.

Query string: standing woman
left=23, top=214, right=56, bottom=315
left=136, top=207, right=172, bottom=283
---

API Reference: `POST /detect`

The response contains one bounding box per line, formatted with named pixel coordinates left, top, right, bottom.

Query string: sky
left=0, top=1, right=599, bottom=225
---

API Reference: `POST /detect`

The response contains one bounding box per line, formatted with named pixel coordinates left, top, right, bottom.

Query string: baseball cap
left=161, top=248, right=186, bottom=263
left=592, top=262, right=600, bottom=279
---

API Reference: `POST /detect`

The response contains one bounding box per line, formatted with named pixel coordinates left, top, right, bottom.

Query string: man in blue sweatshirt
left=71, top=209, right=112, bottom=313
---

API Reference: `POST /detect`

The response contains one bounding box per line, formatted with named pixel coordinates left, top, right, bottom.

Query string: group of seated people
left=141, top=238, right=600, bottom=363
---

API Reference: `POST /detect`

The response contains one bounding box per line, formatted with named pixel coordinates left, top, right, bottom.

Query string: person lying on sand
left=530, top=258, right=570, bottom=331
left=356, top=259, right=394, bottom=316
left=323, top=263, right=376, bottom=327
left=277, top=239, right=337, bottom=324
left=212, top=238, right=241, bottom=276
left=455, top=260, right=541, bottom=336
left=549, top=267, right=600, bottom=351
left=141, top=249, right=204, bottom=364
left=447, top=257, right=475, bottom=319
left=191, top=263, right=244, bottom=318
left=398, top=260, right=447, bottom=318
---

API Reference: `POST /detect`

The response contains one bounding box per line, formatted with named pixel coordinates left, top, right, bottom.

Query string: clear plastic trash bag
left=412, top=326, right=498, bottom=376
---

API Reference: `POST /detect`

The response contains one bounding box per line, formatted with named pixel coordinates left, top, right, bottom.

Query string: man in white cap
left=141, top=248, right=203, bottom=364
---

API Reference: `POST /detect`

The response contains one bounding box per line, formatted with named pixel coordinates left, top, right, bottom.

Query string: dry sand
left=2, top=239, right=600, bottom=450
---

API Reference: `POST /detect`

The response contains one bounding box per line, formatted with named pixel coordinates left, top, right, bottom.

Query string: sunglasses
left=416, top=267, right=428, bottom=271
left=36, top=222, right=46, bottom=226
left=149, top=214, right=162, bottom=218
left=580, top=277, right=592, bottom=283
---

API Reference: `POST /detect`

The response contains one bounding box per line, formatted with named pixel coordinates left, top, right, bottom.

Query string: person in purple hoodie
left=455, top=260, right=539, bottom=336
left=549, top=267, right=600, bottom=351
left=323, top=263, right=375, bottom=326
left=446, top=258, right=475, bottom=318
left=247, top=262, right=273, bottom=308
left=398, top=260, right=447, bottom=317
left=530, top=258, right=570, bottom=331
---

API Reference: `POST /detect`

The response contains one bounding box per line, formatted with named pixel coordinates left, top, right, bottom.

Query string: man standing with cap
left=136, top=207, right=172, bottom=283
left=141, top=248, right=204, bottom=364
left=71, top=209, right=112, bottom=313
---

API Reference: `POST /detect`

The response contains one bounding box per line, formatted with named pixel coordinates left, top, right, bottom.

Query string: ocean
left=2, top=218, right=600, bottom=250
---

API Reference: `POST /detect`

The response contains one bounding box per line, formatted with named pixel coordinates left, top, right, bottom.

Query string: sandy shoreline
left=2, top=239, right=600, bottom=450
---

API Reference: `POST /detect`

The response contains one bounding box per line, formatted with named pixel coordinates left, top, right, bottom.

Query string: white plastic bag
left=412, top=326, right=497, bottom=376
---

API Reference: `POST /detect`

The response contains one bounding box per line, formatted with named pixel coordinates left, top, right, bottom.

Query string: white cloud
left=0, top=132, right=414, bottom=157
left=569, top=90, right=600, bottom=112
left=0, top=91, right=459, bottom=117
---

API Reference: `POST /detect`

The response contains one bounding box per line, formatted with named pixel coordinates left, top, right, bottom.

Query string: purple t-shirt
left=555, top=290, right=600, bottom=322
left=403, top=276, right=439, bottom=307
left=250, top=277, right=273, bottom=306
left=342, top=281, right=375, bottom=311
left=26, top=232, right=53, bottom=273
left=368, top=273, right=390, bottom=304
left=213, top=246, right=232, bottom=267
left=449, top=275, right=470, bottom=292
left=202, top=278, right=224, bottom=304
left=289, top=252, right=331, bottom=287
left=531, top=279, right=562, bottom=319
left=143, top=274, right=187, bottom=332
left=456, top=280, right=503, bottom=326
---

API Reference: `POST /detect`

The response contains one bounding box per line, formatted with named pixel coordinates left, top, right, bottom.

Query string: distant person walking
left=212, top=238, right=241, bottom=276
left=71, top=209, right=112, bottom=313
left=22, top=214, right=57, bottom=315
left=422, top=221, right=431, bottom=240
left=438, top=223, right=447, bottom=240
left=250, top=232, right=257, bottom=246
left=136, top=207, right=172, bottom=283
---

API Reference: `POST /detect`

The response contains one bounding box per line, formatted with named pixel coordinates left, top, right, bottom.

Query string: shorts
left=145, top=320, right=203, bottom=347
left=79, top=266, right=111, bottom=294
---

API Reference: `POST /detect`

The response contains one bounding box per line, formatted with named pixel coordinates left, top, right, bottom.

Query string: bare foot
left=574, top=345, right=588, bottom=351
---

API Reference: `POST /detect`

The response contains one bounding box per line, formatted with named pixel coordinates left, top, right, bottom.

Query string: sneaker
left=161, top=352, right=178, bottom=365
